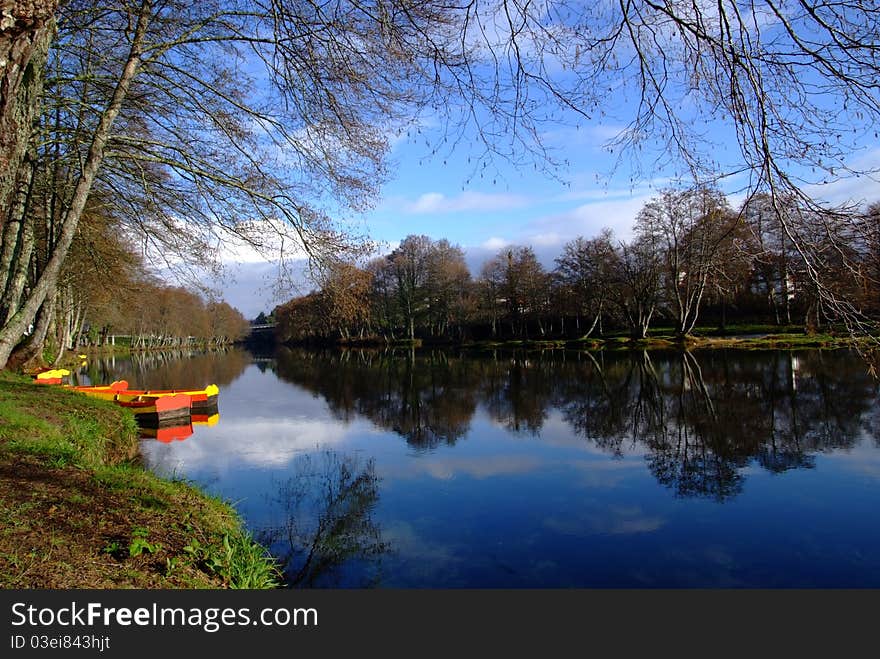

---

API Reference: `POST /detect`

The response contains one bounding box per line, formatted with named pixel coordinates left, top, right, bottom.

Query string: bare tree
left=478, top=246, right=550, bottom=338
left=424, top=239, right=472, bottom=338
left=366, top=256, right=400, bottom=342
left=554, top=229, right=618, bottom=338
left=612, top=236, right=663, bottom=339
left=317, top=261, right=373, bottom=341
left=388, top=235, right=433, bottom=342
left=851, top=202, right=880, bottom=316
left=0, top=1, right=473, bottom=367
left=0, top=0, right=153, bottom=367
left=636, top=187, right=737, bottom=336
left=477, top=254, right=506, bottom=338
left=459, top=1, right=880, bottom=350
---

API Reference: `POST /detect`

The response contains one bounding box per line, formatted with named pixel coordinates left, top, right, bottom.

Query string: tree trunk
left=6, top=289, right=54, bottom=370
left=0, top=146, right=35, bottom=296
left=781, top=262, right=792, bottom=324
left=583, top=310, right=601, bottom=339
left=0, top=1, right=57, bottom=236
left=0, top=0, right=152, bottom=369
left=55, top=291, right=70, bottom=360
left=0, top=185, right=34, bottom=323
left=71, top=307, right=84, bottom=350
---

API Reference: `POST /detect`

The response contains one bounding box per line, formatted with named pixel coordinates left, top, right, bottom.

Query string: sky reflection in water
left=103, top=347, right=880, bottom=588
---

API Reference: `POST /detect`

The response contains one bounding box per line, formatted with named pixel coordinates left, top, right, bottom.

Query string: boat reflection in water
left=139, top=412, right=219, bottom=443
left=192, top=412, right=220, bottom=427
left=140, top=422, right=194, bottom=443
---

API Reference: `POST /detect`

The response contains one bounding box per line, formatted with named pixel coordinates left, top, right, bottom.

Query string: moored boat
left=115, top=392, right=192, bottom=426
left=33, top=369, right=71, bottom=385
left=71, top=381, right=218, bottom=411
left=134, top=384, right=219, bottom=412
left=68, top=380, right=128, bottom=400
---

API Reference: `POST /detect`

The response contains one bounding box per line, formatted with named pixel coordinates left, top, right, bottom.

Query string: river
left=75, top=346, right=880, bottom=587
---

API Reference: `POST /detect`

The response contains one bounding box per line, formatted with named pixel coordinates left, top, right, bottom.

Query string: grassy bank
left=457, top=324, right=872, bottom=352
left=0, top=371, right=280, bottom=589
left=277, top=324, right=874, bottom=353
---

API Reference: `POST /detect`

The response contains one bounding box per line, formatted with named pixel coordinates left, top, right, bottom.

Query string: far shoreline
left=267, top=324, right=875, bottom=353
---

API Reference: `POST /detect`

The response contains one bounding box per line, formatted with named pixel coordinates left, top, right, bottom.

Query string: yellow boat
left=71, top=381, right=219, bottom=411
left=33, top=369, right=70, bottom=385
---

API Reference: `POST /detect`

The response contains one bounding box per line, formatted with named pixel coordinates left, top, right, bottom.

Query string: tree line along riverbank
left=274, top=323, right=873, bottom=353
left=0, top=371, right=279, bottom=589
left=271, top=194, right=880, bottom=350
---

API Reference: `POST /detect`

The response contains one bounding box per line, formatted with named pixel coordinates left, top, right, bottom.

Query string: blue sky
left=216, top=119, right=663, bottom=318
left=154, top=2, right=880, bottom=320
left=215, top=116, right=880, bottom=319
left=208, top=21, right=880, bottom=321
left=214, top=113, right=880, bottom=321
left=376, top=121, right=664, bottom=237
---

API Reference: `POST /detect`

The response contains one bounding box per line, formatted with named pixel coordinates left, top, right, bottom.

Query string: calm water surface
left=79, top=347, right=880, bottom=587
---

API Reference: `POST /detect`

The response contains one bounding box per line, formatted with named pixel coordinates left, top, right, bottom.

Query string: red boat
left=71, top=380, right=218, bottom=412
left=114, top=393, right=192, bottom=425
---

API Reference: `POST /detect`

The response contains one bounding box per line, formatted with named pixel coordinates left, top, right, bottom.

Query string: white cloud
left=555, top=178, right=676, bottom=204
left=415, top=455, right=548, bottom=481
left=481, top=236, right=510, bottom=250
left=141, top=415, right=359, bottom=473
left=206, top=259, right=312, bottom=319
left=214, top=218, right=310, bottom=265
left=403, top=190, right=530, bottom=214
left=409, top=192, right=446, bottom=213
left=530, top=232, right=564, bottom=247
left=529, top=194, right=651, bottom=243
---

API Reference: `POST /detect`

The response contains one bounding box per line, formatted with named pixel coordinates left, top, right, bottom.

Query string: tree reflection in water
left=274, top=347, right=877, bottom=501
left=75, top=346, right=251, bottom=390
left=259, top=449, right=387, bottom=588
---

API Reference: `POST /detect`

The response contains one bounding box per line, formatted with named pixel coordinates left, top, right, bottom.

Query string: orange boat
left=72, top=381, right=218, bottom=412
left=114, top=392, right=192, bottom=425
left=68, top=380, right=128, bottom=400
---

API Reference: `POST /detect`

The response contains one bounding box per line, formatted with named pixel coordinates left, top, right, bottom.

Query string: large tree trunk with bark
left=0, top=0, right=151, bottom=369
left=6, top=288, right=53, bottom=370
left=1, top=1, right=56, bottom=235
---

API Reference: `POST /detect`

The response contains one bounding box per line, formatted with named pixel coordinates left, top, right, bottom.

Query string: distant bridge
left=243, top=323, right=277, bottom=345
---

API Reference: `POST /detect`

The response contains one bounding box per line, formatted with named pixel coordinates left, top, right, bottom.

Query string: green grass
left=688, top=323, right=806, bottom=337
left=184, top=529, right=280, bottom=589
left=0, top=401, right=59, bottom=439
left=457, top=323, right=870, bottom=352
left=0, top=370, right=281, bottom=589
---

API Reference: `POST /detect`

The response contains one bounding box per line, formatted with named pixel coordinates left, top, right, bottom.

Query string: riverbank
left=465, top=331, right=866, bottom=351
left=282, top=324, right=875, bottom=353
left=0, top=371, right=280, bottom=588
